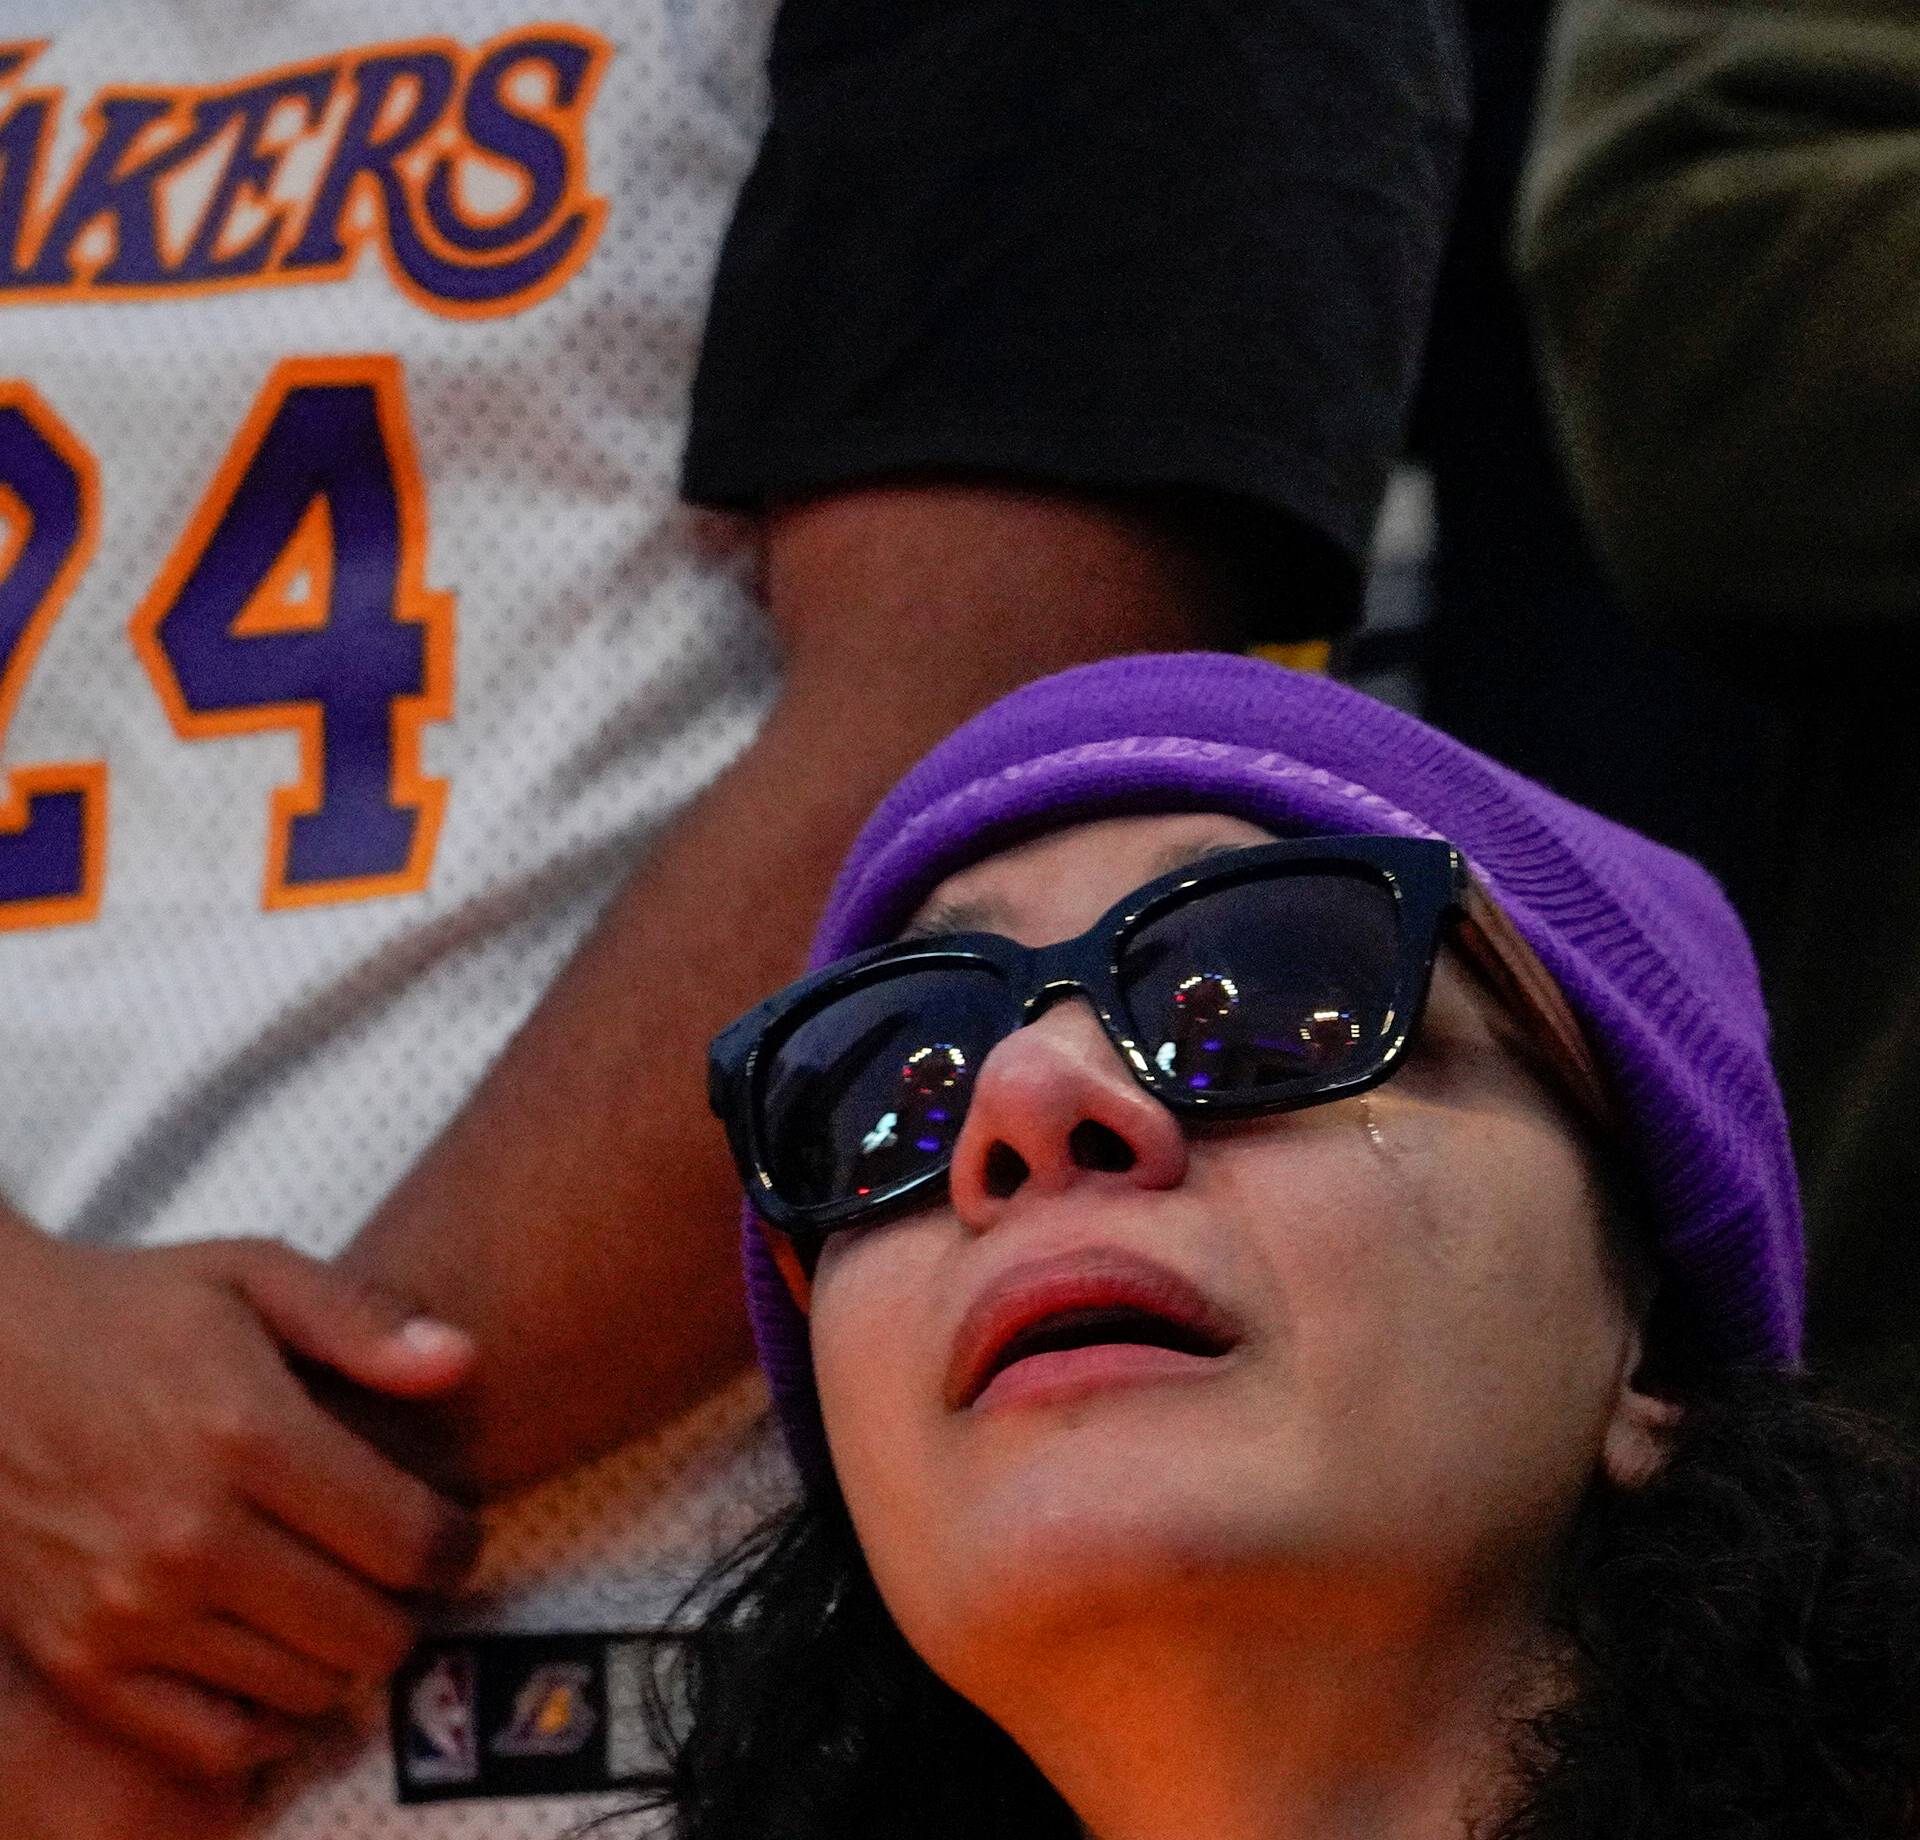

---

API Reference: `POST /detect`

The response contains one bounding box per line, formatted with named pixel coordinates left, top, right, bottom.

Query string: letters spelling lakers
left=0, top=26, right=611, bottom=318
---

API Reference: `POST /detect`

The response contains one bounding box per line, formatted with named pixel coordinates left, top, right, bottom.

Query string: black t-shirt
left=683, top=0, right=1469, bottom=635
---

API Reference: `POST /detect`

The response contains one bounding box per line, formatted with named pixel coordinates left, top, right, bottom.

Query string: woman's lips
left=944, top=1247, right=1242, bottom=1412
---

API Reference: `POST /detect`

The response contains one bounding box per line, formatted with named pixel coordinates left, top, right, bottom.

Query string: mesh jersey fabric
left=0, top=2, right=790, bottom=1832
left=0, top=0, right=780, bottom=1263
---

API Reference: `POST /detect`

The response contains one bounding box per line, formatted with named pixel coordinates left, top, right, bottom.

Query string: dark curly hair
left=614, top=1365, right=1920, bottom=1839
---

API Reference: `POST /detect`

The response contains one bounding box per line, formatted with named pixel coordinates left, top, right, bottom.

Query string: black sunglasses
left=711, top=835, right=1472, bottom=1258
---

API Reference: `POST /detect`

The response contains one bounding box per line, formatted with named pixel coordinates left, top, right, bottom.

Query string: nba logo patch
left=400, top=1649, right=479, bottom=1788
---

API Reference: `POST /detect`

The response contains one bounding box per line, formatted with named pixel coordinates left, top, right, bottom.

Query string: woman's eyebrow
left=900, top=897, right=1007, bottom=940
left=902, top=839, right=1256, bottom=940
left=1147, top=837, right=1259, bottom=878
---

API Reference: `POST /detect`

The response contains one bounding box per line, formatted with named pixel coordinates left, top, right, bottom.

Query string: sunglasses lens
left=1118, top=868, right=1403, bottom=1098
left=758, top=963, right=1016, bottom=1209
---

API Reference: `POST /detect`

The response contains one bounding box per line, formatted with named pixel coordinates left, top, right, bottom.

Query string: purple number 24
left=0, top=358, right=452, bottom=928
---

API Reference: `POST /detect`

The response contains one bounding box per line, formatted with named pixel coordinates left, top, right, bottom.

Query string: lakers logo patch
left=493, top=1662, right=597, bottom=1758
left=0, top=27, right=610, bottom=317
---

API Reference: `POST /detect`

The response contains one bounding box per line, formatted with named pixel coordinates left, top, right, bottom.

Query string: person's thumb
left=218, top=1240, right=477, bottom=1397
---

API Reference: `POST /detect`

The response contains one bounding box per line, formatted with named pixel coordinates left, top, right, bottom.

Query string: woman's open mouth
left=945, top=1249, right=1242, bottom=1413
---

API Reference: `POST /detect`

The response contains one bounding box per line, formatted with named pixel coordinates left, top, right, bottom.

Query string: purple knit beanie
left=745, top=653, right=1803, bottom=1481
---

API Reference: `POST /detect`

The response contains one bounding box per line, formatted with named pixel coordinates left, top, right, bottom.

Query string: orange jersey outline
left=128, top=355, right=455, bottom=912
left=406, top=25, right=612, bottom=255
left=10, top=81, right=227, bottom=288
left=0, top=383, right=107, bottom=932
left=4, top=48, right=343, bottom=304
left=320, top=25, right=611, bottom=323
left=0, top=26, right=611, bottom=320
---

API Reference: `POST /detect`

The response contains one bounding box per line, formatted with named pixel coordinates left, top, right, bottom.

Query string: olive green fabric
left=1518, top=0, right=1920, bottom=646
left=1518, top=0, right=1920, bottom=1433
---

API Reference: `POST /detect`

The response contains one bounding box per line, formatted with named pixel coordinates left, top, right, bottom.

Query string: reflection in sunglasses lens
left=1122, top=870, right=1397, bottom=1096
left=761, top=965, right=1013, bottom=1207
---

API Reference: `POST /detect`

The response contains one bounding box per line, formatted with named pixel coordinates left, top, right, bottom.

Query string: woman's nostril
left=983, top=1142, right=1029, bottom=1199
left=1068, top=1120, right=1136, bottom=1173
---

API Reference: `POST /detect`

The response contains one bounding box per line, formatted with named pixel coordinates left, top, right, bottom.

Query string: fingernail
left=399, top=1317, right=471, bottom=1359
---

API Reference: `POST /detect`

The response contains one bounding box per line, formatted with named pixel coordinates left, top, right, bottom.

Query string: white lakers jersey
left=0, top=2, right=792, bottom=1830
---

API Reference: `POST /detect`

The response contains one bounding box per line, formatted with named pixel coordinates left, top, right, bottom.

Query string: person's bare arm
left=337, top=481, right=1265, bottom=1499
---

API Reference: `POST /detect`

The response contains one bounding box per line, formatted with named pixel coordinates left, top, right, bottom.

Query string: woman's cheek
left=812, top=1227, right=944, bottom=1496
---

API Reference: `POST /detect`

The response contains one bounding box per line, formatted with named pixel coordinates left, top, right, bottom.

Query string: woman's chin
left=877, top=1469, right=1311, bottom=1666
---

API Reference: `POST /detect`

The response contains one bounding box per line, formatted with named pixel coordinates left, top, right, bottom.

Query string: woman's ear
left=1602, top=1326, right=1685, bottom=1491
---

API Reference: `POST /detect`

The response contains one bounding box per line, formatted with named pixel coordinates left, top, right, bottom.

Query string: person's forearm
left=337, top=481, right=1263, bottom=1499
left=1516, top=0, right=1920, bottom=634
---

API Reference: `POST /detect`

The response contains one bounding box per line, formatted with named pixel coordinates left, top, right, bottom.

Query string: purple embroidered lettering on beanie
left=742, top=654, right=1803, bottom=1482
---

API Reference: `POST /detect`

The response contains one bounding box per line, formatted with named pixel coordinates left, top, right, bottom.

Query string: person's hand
left=0, top=1641, right=259, bottom=1839
left=0, top=1229, right=481, bottom=1779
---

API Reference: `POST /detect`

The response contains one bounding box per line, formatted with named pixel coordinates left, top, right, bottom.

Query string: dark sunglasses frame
left=710, top=834, right=1469, bottom=1251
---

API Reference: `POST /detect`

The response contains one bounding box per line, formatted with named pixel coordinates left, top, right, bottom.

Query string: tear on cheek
left=1359, top=1092, right=1389, bottom=1153
left=1350, top=1095, right=1456, bottom=1255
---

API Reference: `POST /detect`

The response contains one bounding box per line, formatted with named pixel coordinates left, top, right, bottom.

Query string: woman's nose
left=946, top=998, right=1189, bottom=1231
